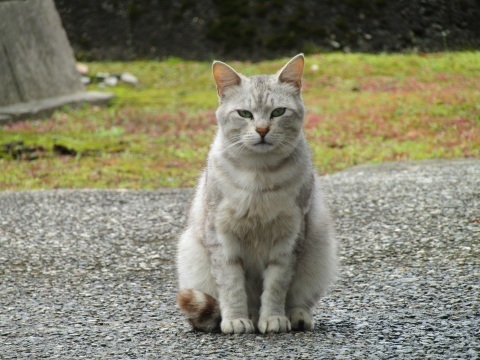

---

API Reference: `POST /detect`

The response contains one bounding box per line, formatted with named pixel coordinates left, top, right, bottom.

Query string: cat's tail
left=177, top=289, right=221, bottom=332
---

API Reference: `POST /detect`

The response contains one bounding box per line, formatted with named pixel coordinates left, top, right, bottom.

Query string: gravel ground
left=1, top=159, right=479, bottom=359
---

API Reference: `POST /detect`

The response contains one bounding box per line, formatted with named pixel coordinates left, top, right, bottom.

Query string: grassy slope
left=1, top=53, right=479, bottom=190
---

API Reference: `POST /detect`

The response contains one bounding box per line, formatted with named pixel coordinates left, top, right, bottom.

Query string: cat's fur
left=176, top=54, right=337, bottom=334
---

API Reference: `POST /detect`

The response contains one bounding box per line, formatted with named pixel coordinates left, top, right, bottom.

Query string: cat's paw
left=258, top=315, right=291, bottom=334
left=221, top=318, right=255, bottom=334
left=288, top=308, right=314, bottom=331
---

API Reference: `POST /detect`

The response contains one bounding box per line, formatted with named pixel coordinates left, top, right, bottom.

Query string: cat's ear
left=277, top=54, right=304, bottom=90
left=212, top=61, right=242, bottom=98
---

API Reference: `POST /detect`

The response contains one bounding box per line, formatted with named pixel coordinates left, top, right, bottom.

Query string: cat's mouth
left=254, top=139, right=273, bottom=146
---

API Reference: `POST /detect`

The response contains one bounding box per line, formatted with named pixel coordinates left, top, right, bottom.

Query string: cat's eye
left=237, top=110, right=253, bottom=119
left=271, top=108, right=286, bottom=117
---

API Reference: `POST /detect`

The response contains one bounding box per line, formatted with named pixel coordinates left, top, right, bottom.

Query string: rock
left=104, top=76, right=118, bottom=87
left=76, top=63, right=89, bottom=75
left=329, top=40, right=340, bottom=49
left=81, top=76, right=91, bottom=85
left=120, top=72, right=139, bottom=85
left=95, top=72, right=110, bottom=81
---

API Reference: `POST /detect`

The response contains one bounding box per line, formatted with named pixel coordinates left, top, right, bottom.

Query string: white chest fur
left=213, top=163, right=303, bottom=247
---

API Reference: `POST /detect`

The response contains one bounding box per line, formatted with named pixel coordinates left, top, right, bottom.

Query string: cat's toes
left=221, top=318, right=255, bottom=334
left=288, top=308, right=314, bottom=331
left=258, top=315, right=291, bottom=334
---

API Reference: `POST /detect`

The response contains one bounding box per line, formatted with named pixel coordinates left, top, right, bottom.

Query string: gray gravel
left=1, top=159, right=479, bottom=359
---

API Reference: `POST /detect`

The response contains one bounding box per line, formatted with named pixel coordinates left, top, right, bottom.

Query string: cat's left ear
left=277, top=53, right=304, bottom=90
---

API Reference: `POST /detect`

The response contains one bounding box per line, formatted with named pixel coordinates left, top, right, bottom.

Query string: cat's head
left=212, top=54, right=305, bottom=159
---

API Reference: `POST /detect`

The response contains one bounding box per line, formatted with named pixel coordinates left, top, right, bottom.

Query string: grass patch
left=1, top=52, right=479, bottom=190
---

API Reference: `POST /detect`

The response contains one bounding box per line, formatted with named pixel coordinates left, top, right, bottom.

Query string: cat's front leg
left=258, top=250, right=296, bottom=334
left=209, top=232, right=255, bottom=334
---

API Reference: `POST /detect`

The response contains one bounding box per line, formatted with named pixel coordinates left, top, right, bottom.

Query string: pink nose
left=256, top=127, right=269, bottom=137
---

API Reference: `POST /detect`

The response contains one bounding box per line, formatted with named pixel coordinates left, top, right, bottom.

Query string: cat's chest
left=209, top=158, right=304, bottom=241
left=215, top=185, right=301, bottom=242
left=230, top=187, right=292, bottom=216
left=220, top=167, right=296, bottom=214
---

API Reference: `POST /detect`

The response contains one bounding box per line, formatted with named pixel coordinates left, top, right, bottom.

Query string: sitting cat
left=176, top=54, right=337, bottom=334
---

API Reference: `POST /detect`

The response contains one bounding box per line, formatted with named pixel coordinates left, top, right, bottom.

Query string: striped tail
left=177, top=289, right=221, bottom=332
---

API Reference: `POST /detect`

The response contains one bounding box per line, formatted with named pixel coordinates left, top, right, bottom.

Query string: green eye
left=271, top=108, right=286, bottom=117
left=237, top=110, right=253, bottom=119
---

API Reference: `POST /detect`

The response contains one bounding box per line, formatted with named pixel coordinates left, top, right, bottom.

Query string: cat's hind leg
left=286, top=190, right=337, bottom=331
left=287, top=307, right=314, bottom=331
left=177, top=228, right=217, bottom=296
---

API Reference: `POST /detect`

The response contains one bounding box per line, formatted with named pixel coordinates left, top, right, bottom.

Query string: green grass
left=1, top=52, right=479, bottom=190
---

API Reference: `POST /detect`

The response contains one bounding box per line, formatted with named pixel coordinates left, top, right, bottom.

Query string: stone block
left=0, top=0, right=113, bottom=120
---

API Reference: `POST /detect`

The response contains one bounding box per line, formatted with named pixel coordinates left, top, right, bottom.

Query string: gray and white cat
left=176, top=54, right=337, bottom=334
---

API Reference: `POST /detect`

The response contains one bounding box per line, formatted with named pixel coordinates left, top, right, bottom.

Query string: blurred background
left=55, top=0, right=480, bottom=61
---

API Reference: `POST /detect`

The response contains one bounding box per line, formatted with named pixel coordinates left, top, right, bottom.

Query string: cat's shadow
left=180, top=319, right=354, bottom=337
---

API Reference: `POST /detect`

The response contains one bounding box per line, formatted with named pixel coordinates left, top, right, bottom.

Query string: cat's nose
left=256, top=127, right=270, bottom=138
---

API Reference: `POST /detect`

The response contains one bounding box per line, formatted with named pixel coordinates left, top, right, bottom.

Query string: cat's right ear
left=212, top=61, right=242, bottom=98
left=277, top=54, right=304, bottom=90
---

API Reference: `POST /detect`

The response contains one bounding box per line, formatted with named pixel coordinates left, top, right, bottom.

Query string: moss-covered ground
left=1, top=52, right=479, bottom=190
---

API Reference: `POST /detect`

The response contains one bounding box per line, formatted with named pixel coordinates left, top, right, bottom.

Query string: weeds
left=1, top=52, right=479, bottom=190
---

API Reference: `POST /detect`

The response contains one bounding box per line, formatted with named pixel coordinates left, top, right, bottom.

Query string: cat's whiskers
left=279, top=141, right=304, bottom=162
left=222, top=136, right=247, bottom=157
left=277, top=138, right=301, bottom=158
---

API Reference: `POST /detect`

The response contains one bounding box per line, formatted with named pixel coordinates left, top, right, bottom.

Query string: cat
left=176, top=54, right=337, bottom=334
